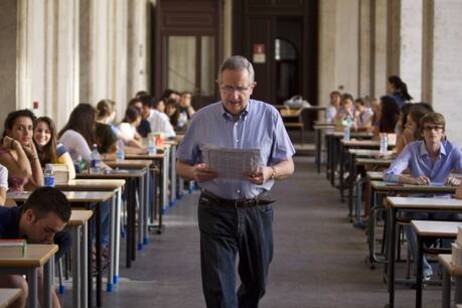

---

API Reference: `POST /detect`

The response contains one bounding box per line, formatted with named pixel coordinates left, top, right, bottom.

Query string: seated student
left=354, top=97, right=374, bottom=130
left=373, top=95, right=400, bottom=139
left=128, top=97, right=151, bottom=138
left=139, top=95, right=176, bottom=138
left=393, top=104, right=433, bottom=155
left=33, top=116, right=76, bottom=179
left=177, top=91, right=195, bottom=131
left=117, top=106, right=145, bottom=149
left=383, top=112, right=462, bottom=279
left=334, top=93, right=356, bottom=126
left=165, top=98, right=180, bottom=128
left=386, top=75, right=413, bottom=108
left=0, top=187, right=71, bottom=308
left=0, top=109, right=43, bottom=191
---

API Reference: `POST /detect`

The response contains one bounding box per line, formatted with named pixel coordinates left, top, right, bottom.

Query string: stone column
left=359, top=0, right=371, bottom=97
left=371, top=0, right=387, bottom=98
left=0, top=0, right=19, bottom=125
left=423, top=0, right=462, bottom=145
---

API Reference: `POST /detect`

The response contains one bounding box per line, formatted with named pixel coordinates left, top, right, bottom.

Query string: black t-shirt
left=0, top=206, right=21, bottom=239
left=137, top=119, right=151, bottom=138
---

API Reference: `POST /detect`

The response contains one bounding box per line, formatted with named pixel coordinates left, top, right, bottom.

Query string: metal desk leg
left=138, top=173, right=145, bottom=251
left=114, top=188, right=122, bottom=283
left=170, top=145, right=176, bottom=206
left=455, top=277, right=462, bottom=304
left=387, top=208, right=397, bottom=308
left=27, top=268, right=38, bottom=308
left=416, top=235, right=423, bottom=308
left=95, top=202, right=102, bottom=307
left=316, top=128, right=321, bottom=174
left=442, top=266, right=451, bottom=308
left=82, top=223, right=88, bottom=308
left=339, top=142, right=345, bottom=202
left=44, top=255, right=54, bottom=308
left=72, top=227, right=81, bottom=308
left=107, top=195, right=116, bottom=292
left=143, top=171, right=149, bottom=245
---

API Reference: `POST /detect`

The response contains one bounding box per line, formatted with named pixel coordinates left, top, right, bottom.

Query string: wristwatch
left=270, top=166, right=277, bottom=180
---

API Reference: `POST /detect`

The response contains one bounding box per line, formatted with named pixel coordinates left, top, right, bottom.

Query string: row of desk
left=0, top=140, right=182, bottom=308
left=317, top=122, right=462, bottom=308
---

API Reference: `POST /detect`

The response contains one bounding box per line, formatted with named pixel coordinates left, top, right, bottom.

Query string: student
left=0, top=164, right=7, bottom=204
left=383, top=112, right=462, bottom=279
left=33, top=116, right=76, bottom=179
left=354, top=97, right=374, bottom=130
left=117, top=106, right=145, bottom=149
left=0, top=187, right=71, bottom=308
left=139, top=95, right=176, bottom=138
left=325, top=91, right=341, bottom=123
left=373, top=95, right=400, bottom=138
left=334, top=93, right=356, bottom=128
left=177, top=55, right=295, bottom=307
left=386, top=75, right=413, bottom=108
left=0, top=109, right=43, bottom=191
left=177, top=91, right=195, bottom=131
left=128, top=97, right=151, bottom=138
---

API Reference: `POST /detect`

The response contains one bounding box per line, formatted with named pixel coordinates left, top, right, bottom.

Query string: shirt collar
left=221, top=100, right=251, bottom=120
left=419, top=140, right=447, bottom=157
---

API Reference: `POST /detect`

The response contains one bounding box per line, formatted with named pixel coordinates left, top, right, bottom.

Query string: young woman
left=0, top=109, right=43, bottom=191
left=373, top=95, right=400, bottom=138
left=33, top=116, right=76, bottom=179
left=386, top=75, right=413, bottom=108
left=117, top=106, right=144, bottom=149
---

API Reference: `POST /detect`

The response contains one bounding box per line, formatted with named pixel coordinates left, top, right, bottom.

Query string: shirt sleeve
left=383, top=143, right=413, bottom=182
left=0, top=164, right=8, bottom=190
left=56, top=143, right=68, bottom=157
left=269, top=110, right=296, bottom=165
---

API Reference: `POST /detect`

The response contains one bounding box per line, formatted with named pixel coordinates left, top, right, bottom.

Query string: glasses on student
left=423, top=125, right=444, bottom=132
left=219, top=84, right=253, bottom=94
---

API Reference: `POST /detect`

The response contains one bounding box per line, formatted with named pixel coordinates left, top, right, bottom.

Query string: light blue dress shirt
left=383, top=140, right=462, bottom=184
left=176, top=99, right=295, bottom=199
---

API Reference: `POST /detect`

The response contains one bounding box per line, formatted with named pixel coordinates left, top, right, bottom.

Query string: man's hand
left=446, top=176, right=461, bottom=187
left=246, top=166, right=272, bottom=185
left=193, top=163, right=218, bottom=182
left=408, top=175, right=430, bottom=185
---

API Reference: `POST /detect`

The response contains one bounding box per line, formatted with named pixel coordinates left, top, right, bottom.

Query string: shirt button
left=236, top=189, right=241, bottom=194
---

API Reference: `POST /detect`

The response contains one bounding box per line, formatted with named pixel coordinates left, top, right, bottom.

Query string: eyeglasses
left=423, top=125, right=444, bottom=132
left=219, top=84, right=253, bottom=94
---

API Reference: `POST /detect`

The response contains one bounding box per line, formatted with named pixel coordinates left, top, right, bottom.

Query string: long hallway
left=69, top=156, right=442, bottom=307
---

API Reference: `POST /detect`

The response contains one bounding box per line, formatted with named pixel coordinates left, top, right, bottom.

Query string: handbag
left=283, top=95, right=311, bottom=108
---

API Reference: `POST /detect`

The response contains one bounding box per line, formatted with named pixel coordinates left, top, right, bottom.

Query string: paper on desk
left=202, top=145, right=261, bottom=180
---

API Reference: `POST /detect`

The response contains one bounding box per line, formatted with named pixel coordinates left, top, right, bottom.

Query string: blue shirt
left=383, top=140, right=462, bottom=184
left=176, top=99, right=295, bottom=199
left=0, top=206, right=21, bottom=239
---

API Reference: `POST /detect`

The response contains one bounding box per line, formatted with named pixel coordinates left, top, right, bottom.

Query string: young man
left=0, top=187, right=71, bottom=308
left=139, top=95, right=176, bottom=138
left=383, top=112, right=462, bottom=279
left=176, top=55, right=295, bottom=307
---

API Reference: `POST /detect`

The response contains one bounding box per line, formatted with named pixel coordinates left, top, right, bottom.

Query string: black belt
left=200, top=190, right=274, bottom=208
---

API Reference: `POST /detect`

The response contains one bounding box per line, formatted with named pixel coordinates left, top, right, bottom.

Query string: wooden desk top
left=7, top=191, right=114, bottom=203
left=348, top=149, right=393, bottom=157
left=366, top=171, right=384, bottom=180
left=76, top=169, right=145, bottom=179
left=67, top=210, right=93, bottom=227
left=342, top=139, right=396, bottom=148
left=386, top=196, right=462, bottom=209
left=0, top=288, right=22, bottom=308
left=411, top=220, right=461, bottom=237
left=355, top=158, right=393, bottom=166
left=0, top=244, right=58, bottom=267
left=438, top=254, right=462, bottom=276
left=325, top=131, right=373, bottom=138
left=56, top=179, right=125, bottom=191
left=125, top=153, right=164, bottom=160
left=104, top=159, right=152, bottom=168
left=373, top=181, right=457, bottom=194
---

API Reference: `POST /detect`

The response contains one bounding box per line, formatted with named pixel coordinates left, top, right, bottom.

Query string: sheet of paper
left=202, top=145, right=261, bottom=180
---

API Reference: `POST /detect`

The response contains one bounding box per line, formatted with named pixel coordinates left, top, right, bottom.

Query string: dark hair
left=354, top=97, right=365, bottom=106
left=330, top=91, right=341, bottom=98
left=3, top=109, right=36, bottom=137
left=165, top=98, right=179, bottom=127
left=407, top=105, right=433, bottom=140
left=341, top=93, right=354, bottom=103
left=138, top=95, right=155, bottom=108
left=34, top=117, right=58, bottom=165
left=58, top=103, right=96, bottom=147
left=96, top=99, right=116, bottom=118
left=421, top=112, right=445, bottom=131
left=128, top=97, right=141, bottom=109
left=388, top=75, right=413, bottom=101
left=152, top=98, right=165, bottom=110
left=122, top=106, right=141, bottom=124
left=135, top=90, right=149, bottom=98
left=379, top=95, right=400, bottom=133
left=217, top=55, right=255, bottom=84
left=22, top=187, right=71, bottom=223
left=161, top=89, right=180, bottom=102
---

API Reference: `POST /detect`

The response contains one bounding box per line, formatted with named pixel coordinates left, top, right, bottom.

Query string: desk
left=439, top=254, right=462, bottom=308
left=412, top=220, right=461, bottom=308
left=67, top=210, right=93, bottom=308
left=126, top=148, right=170, bottom=234
left=313, top=123, right=334, bottom=174
left=58, top=179, right=125, bottom=289
left=0, top=288, right=22, bottom=308
left=0, top=244, right=58, bottom=308
left=7, top=191, right=113, bottom=308
left=76, top=169, right=146, bottom=270
left=385, top=197, right=462, bottom=308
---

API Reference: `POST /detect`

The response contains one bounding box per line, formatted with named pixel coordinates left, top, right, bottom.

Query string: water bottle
left=44, top=164, right=55, bottom=187
left=90, top=144, right=102, bottom=174
left=344, top=125, right=350, bottom=142
left=380, top=133, right=388, bottom=155
left=148, top=139, right=156, bottom=156
left=116, top=140, right=125, bottom=161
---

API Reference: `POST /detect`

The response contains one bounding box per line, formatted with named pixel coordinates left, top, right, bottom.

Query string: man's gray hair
left=217, top=55, right=255, bottom=84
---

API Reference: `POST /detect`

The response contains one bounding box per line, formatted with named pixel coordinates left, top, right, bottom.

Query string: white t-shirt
left=0, top=164, right=8, bottom=190
left=117, top=122, right=137, bottom=144
left=146, top=110, right=176, bottom=138
left=59, top=129, right=92, bottom=161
